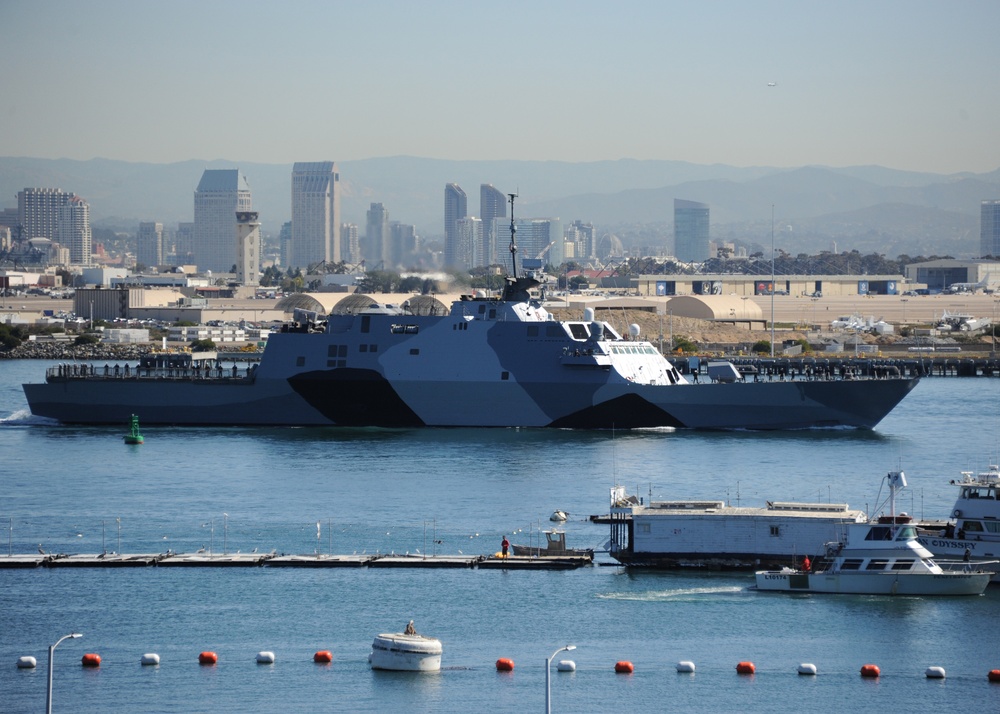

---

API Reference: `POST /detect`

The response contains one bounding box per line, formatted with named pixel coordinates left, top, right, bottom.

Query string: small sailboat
left=123, top=414, right=144, bottom=444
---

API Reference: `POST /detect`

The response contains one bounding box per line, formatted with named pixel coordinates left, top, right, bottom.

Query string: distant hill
left=0, top=156, right=997, bottom=258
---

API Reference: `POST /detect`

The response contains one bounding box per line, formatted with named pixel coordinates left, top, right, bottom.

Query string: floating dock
left=0, top=551, right=593, bottom=570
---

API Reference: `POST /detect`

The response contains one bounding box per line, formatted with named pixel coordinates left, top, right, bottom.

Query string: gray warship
left=23, top=196, right=919, bottom=429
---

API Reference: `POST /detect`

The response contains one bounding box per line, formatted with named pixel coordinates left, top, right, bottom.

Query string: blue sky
left=2, top=0, right=998, bottom=173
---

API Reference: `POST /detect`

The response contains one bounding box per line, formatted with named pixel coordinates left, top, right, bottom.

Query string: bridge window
left=865, top=559, right=889, bottom=571
left=840, top=559, right=863, bottom=570
left=891, top=560, right=915, bottom=571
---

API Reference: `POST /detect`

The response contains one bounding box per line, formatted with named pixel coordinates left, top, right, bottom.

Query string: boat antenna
left=508, top=192, right=519, bottom=280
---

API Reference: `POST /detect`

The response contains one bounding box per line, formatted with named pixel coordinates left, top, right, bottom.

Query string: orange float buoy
left=313, top=650, right=333, bottom=664
left=81, top=653, right=101, bottom=667
left=736, top=661, right=755, bottom=675
left=615, top=660, right=634, bottom=674
left=860, top=664, right=880, bottom=678
left=988, top=669, right=1000, bottom=682
left=198, top=651, right=218, bottom=665
left=495, top=657, right=515, bottom=672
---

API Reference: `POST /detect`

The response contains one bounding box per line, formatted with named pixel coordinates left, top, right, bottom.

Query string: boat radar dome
left=583, top=307, right=595, bottom=321
left=629, top=323, right=641, bottom=339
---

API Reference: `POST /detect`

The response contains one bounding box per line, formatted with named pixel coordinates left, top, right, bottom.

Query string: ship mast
left=508, top=192, right=518, bottom=280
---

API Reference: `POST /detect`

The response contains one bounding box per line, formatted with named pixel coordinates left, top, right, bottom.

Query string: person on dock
left=501, top=536, right=509, bottom=558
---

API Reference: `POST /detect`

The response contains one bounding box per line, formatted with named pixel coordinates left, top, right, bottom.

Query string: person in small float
left=802, top=555, right=811, bottom=572
left=405, top=620, right=416, bottom=635
left=501, top=535, right=510, bottom=558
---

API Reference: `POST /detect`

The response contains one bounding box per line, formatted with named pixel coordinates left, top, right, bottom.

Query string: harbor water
left=3, top=359, right=1000, bottom=712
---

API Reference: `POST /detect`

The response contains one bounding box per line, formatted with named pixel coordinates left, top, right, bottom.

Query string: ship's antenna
left=508, top=192, right=519, bottom=280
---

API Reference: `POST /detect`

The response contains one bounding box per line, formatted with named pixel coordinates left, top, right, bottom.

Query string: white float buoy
left=797, top=663, right=818, bottom=675
left=676, top=661, right=696, bottom=673
left=925, top=666, right=946, bottom=679
left=556, top=660, right=576, bottom=672
left=16, top=656, right=37, bottom=669
left=256, top=651, right=276, bottom=664
left=140, top=653, right=160, bottom=666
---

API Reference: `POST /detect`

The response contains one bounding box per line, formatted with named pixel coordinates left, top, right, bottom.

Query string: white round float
left=256, top=651, right=276, bottom=664
left=925, top=666, right=946, bottom=679
left=16, top=656, right=37, bottom=669
left=797, top=663, right=818, bottom=675
left=368, top=632, right=442, bottom=672
left=676, top=661, right=696, bottom=673
left=140, top=653, right=160, bottom=666
left=556, top=660, right=576, bottom=672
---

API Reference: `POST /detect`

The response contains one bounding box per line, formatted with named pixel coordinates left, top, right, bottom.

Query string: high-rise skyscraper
left=674, top=199, right=710, bottom=262
left=57, top=196, right=92, bottom=265
left=480, top=184, right=506, bottom=266
left=174, top=222, right=194, bottom=265
left=570, top=220, right=597, bottom=261
left=236, top=211, right=261, bottom=287
left=18, top=187, right=74, bottom=241
left=365, top=203, right=390, bottom=266
left=341, top=223, right=360, bottom=265
left=290, top=161, right=340, bottom=269
left=137, top=222, right=164, bottom=268
left=444, top=183, right=467, bottom=268
left=193, top=169, right=252, bottom=273
left=454, top=217, right=482, bottom=269
left=982, top=200, right=1000, bottom=258
left=507, top=218, right=563, bottom=270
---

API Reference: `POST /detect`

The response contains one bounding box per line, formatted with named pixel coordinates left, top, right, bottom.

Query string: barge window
left=639, top=523, right=651, bottom=533
left=569, top=323, right=588, bottom=340
left=410, top=349, right=419, bottom=355
left=891, top=560, right=915, bottom=571
left=865, top=559, right=889, bottom=571
left=361, top=315, right=371, bottom=333
left=546, top=325, right=563, bottom=338
left=527, top=326, right=539, bottom=337
left=839, top=559, right=863, bottom=570
left=296, top=356, right=305, bottom=367
left=501, top=371, right=509, bottom=380
left=769, top=526, right=781, bottom=536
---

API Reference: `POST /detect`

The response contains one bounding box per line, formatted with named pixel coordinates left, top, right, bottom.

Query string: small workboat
left=512, top=529, right=593, bottom=558
left=755, top=471, right=993, bottom=596
left=368, top=621, right=442, bottom=672
left=123, top=414, right=144, bottom=444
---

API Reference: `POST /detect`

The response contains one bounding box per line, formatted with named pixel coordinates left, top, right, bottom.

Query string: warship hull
left=23, top=303, right=919, bottom=430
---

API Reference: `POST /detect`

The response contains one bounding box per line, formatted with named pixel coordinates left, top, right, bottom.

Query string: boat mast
left=508, top=192, right=518, bottom=281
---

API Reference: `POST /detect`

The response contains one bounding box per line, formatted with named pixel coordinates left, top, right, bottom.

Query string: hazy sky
left=2, top=0, right=998, bottom=174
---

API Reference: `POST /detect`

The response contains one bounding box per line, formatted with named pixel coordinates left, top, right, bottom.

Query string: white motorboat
left=755, top=471, right=993, bottom=596
left=919, top=464, right=1000, bottom=581
left=368, top=624, right=442, bottom=672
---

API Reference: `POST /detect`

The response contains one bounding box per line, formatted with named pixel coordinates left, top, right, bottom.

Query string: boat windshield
left=895, top=526, right=917, bottom=541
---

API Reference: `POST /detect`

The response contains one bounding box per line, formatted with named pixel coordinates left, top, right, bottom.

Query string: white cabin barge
left=609, top=487, right=867, bottom=569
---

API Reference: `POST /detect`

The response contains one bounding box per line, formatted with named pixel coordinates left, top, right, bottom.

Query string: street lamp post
left=546, top=644, right=576, bottom=714
left=46, top=632, right=82, bottom=714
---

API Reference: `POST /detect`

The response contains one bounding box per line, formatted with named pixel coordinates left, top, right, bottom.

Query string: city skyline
left=2, top=1, right=999, bottom=174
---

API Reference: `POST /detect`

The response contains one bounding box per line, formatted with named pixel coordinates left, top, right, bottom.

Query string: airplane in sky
left=767, top=81, right=777, bottom=87
left=946, top=272, right=993, bottom=294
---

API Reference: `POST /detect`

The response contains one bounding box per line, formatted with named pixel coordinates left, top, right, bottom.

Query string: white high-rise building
left=236, top=211, right=261, bottom=287
left=57, top=196, right=92, bottom=265
left=193, top=169, right=252, bottom=273
left=290, top=161, right=340, bottom=269
left=137, top=222, right=164, bottom=268
left=18, top=187, right=74, bottom=241
left=365, top=203, right=390, bottom=265
left=454, top=217, right=483, bottom=270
